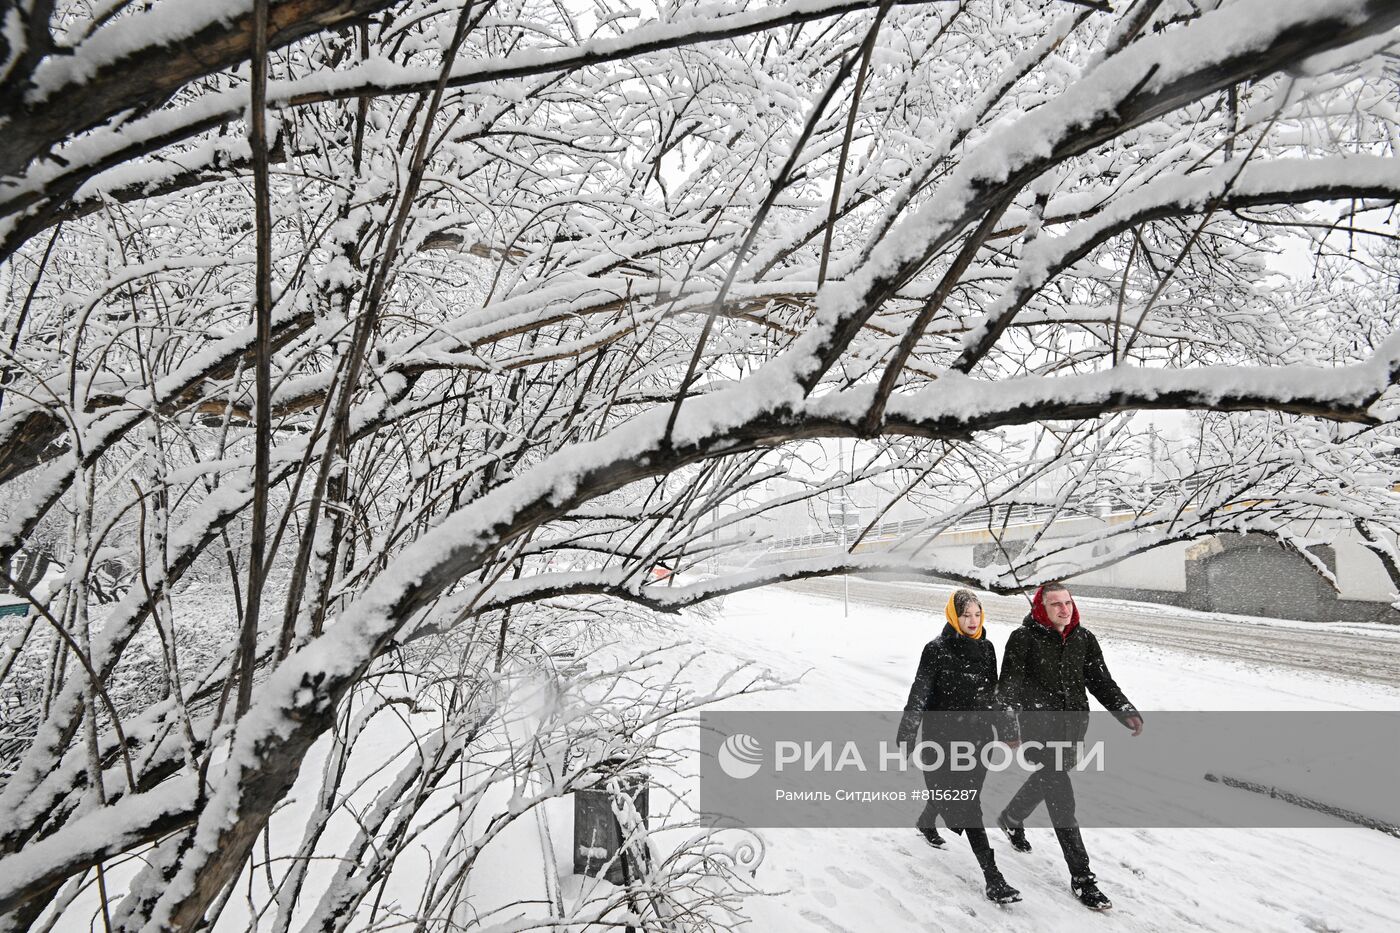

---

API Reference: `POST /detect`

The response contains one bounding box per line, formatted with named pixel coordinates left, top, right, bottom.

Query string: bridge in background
left=747, top=482, right=1398, bottom=624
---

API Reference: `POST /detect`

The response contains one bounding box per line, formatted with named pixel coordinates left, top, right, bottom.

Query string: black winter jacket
left=897, top=622, right=1010, bottom=747
left=998, top=614, right=1140, bottom=750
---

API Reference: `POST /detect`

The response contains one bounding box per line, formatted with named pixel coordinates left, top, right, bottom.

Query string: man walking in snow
left=996, top=581, right=1144, bottom=911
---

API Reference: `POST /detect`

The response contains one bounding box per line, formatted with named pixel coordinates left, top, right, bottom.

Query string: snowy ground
left=55, top=583, right=1398, bottom=931
left=671, top=584, right=1400, bottom=933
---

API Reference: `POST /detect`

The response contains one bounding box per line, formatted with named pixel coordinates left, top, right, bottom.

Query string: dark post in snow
left=573, top=766, right=650, bottom=885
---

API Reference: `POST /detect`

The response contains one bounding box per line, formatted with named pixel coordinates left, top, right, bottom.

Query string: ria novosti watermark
left=698, top=711, right=1400, bottom=830
left=719, top=734, right=1105, bottom=780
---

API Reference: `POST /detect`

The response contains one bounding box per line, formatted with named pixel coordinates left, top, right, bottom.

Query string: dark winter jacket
left=897, top=622, right=1009, bottom=747
left=998, top=613, right=1141, bottom=753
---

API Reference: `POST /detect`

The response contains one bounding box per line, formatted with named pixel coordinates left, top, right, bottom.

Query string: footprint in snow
left=798, top=908, right=856, bottom=933
left=883, top=897, right=919, bottom=923
left=826, top=866, right=873, bottom=889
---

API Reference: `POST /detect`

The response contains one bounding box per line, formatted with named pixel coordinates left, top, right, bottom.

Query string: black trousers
left=1005, top=759, right=1077, bottom=826
left=914, top=739, right=987, bottom=832
left=1004, top=754, right=1092, bottom=877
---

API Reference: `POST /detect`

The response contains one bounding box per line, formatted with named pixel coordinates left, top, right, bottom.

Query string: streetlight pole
left=839, top=489, right=852, bottom=618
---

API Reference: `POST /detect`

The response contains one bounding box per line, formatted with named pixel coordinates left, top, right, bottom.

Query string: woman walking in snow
left=897, top=588, right=1021, bottom=904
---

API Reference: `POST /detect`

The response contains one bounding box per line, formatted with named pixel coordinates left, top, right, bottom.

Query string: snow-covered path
left=677, top=585, right=1400, bottom=932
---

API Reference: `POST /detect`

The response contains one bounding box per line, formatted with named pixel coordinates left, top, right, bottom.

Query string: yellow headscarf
left=945, top=592, right=985, bottom=639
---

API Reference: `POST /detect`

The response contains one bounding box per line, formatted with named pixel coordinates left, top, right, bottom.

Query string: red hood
left=1031, top=585, right=1079, bottom=640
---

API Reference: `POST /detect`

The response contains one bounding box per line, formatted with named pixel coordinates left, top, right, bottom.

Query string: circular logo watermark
left=718, top=733, right=764, bottom=779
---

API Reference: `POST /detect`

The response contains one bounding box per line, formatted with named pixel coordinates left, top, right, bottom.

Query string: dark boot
left=968, top=835, right=1021, bottom=904
left=985, top=868, right=1022, bottom=905
left=918, top=826, right=946, bottom=849
left=1071, top=873, right=1112, bottom=911
left=997, top=810, right=1031, bottom=853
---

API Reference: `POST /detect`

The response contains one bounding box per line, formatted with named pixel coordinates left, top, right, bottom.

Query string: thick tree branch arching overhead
left=0, top=0, right=399, bottom=180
